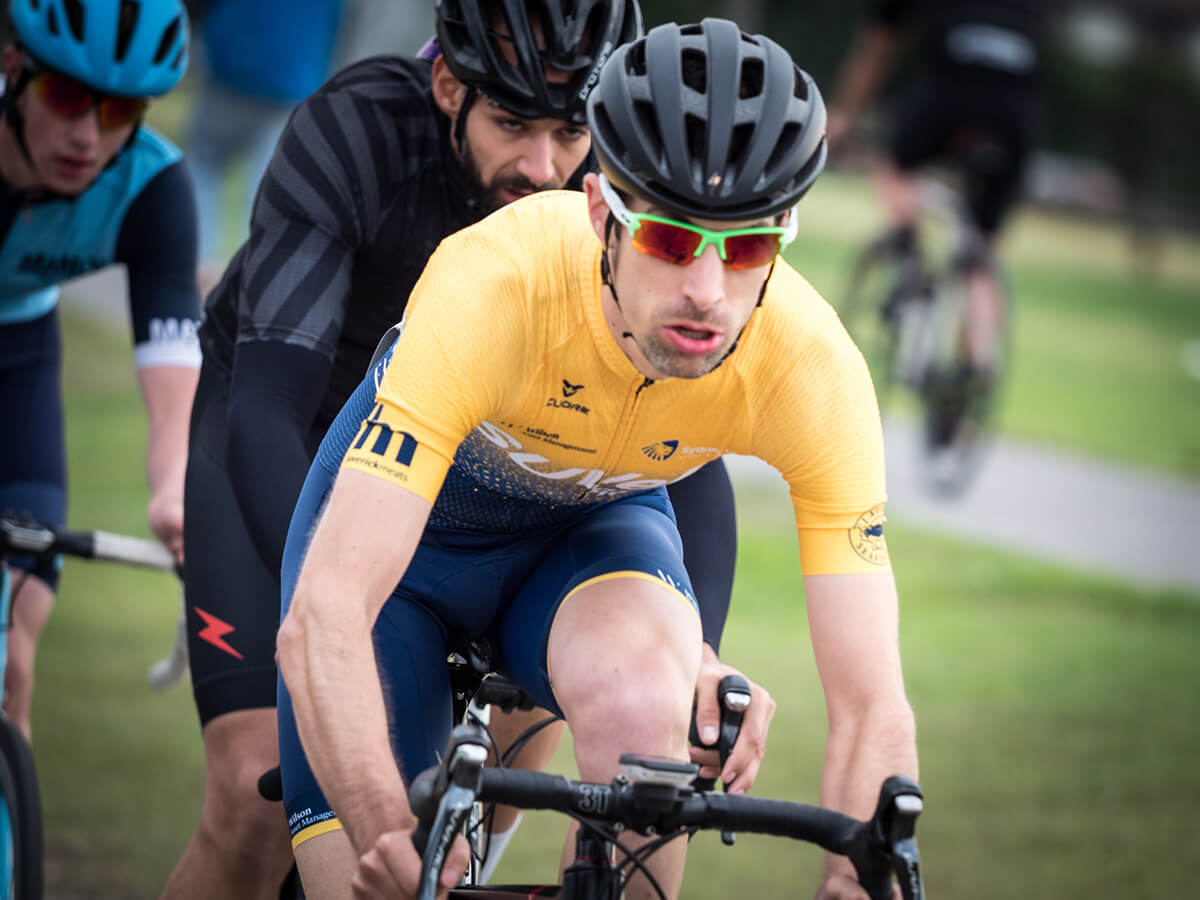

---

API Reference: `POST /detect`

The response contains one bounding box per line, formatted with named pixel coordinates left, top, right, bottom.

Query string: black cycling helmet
left=436, top=0, right=643, bottom=125
left=588, top=18, right=828, bottom=221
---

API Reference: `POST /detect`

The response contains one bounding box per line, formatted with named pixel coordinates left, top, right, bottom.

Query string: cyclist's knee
left=198, top=710, right=289, bottom=840
left=951, top=231, right=994, bottom=276
left=560, top=658, right=694, bottom=772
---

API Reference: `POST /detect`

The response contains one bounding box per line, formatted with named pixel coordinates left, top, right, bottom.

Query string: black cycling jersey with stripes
left=199, top=55, right=585, bottom=431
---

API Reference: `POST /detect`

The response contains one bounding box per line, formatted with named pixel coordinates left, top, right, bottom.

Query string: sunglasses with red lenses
left=26, top=64, right=148, bottom=130
left=599, top=175, right=798, bottom=271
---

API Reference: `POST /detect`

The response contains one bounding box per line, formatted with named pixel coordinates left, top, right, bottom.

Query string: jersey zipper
left=587, top=375, right=655, bottom=494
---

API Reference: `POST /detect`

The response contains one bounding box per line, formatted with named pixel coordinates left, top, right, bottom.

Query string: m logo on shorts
left=353, top=404, right=418, bottom=465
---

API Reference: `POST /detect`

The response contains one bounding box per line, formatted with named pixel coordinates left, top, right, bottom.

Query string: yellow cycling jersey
left=341, top=191, right=889, bottom=575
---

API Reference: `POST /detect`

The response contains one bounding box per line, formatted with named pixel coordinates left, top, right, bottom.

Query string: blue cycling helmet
left=9, top=0, right=189, bottom=97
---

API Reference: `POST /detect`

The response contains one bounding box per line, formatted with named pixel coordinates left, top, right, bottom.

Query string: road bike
left=0, top=517, right=178, bottom=899
left=412, top=722, right=925, bottom=900
left=840, top=174, right=1013, bottom=495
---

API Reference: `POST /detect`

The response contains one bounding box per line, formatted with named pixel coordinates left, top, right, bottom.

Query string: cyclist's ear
left=583, top=173, right=610, bottom=243
left=430, top=56, right=469, bottom=119
left=1, top=45, right=22, bottom=84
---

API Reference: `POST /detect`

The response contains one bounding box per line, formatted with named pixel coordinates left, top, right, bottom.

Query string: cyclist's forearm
left=138, top=365, right=198, bottom=497
left=819, top=698, right=917, bottom=880
left=831, top=25, right=899, bottom=122
left=279, top=583, right=413, bottom=851
left=278, top=470, right=433, bottom=851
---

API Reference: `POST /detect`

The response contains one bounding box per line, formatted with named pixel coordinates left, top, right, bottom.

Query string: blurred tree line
left=641, top=0, right=1200, bottom=227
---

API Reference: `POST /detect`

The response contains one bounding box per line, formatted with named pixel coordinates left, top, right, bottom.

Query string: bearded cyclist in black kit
left=164, top=3, right=769, bottom=898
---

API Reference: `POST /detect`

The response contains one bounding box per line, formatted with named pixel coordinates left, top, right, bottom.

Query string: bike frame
left=0, top=518, right=179, bottom=900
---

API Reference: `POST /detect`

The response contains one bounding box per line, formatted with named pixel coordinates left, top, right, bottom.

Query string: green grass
left=784, top=173, right=1200, bottom=477
left=494, top=522, right=1200, bottom=899
left=33, top=309, right=1200, bottom=897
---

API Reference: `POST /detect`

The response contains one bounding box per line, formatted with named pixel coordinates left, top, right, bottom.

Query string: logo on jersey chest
left=18, top=252, right=105, bottom=279
left=641, top=440, right=679, bottom=461
left=547, top=378, right=590, bottom=414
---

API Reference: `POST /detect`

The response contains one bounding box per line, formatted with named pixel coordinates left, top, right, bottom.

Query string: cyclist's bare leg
left=486, top=706, right=566, bottom=832
left=548, top=577, right=703, bottom=900
left=3, top=568, right=54, bottom=740
left=870, top=154, right=919, bottom=231
left=964, top=237, right=1006, bottom=376
left=293, top=829, right=358, bottom=900
left=159, top=707, right=293, bottom=900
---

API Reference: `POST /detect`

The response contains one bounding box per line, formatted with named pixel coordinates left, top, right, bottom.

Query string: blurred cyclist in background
left=0, top=0, right=197, bottom=738
left=828, top=0, right=1046, bottom=443
left=168, top=2, right=763, bottom=896
left=183, top=0, right=346, bottom=293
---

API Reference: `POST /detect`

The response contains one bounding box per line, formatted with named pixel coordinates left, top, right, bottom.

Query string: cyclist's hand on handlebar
left=815, top=872, right=900, bottom=900
left=147, top=487, right=184, bottom=564
left=688, top=647, right=776, bottom=793
left=351, top=827, right=470, bottom=899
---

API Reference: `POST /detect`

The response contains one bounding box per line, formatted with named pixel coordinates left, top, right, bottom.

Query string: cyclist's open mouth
left=662, top=323, right=723, bottom=354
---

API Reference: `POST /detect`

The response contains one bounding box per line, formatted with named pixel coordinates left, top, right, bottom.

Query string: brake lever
left=849, top=775, right=924, bottom=900
left=875, top=776, right=924, bottom=900
left=413, top=724, right=490, bottom=899
left=688, top=673, right=751, bottom=845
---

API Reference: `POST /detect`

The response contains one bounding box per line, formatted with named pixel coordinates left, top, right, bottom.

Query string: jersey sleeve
left=339, top=220, right=538, bottom=503
left=748, top=273, right=890, bottom=576
left=230, top=82, right=388, bottom=358
left=114, top=159, right=202, bottom=369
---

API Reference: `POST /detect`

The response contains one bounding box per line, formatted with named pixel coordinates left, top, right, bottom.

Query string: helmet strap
left=3, top=67, right=38, bottom=170
left=600, top=212, right=621, bottom=308
left=453, top=87, right=477, bottom=154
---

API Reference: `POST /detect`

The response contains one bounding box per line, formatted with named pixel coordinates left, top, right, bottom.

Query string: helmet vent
left=635, top=100, right=662, bottom=156
left=115, top=0, right=140, bottom=63
left=765, top=122, right=800, bottom=174
left=45, top=4, right=59, bottom=36
left=62, top=0, right=84, bottom=42
left=685, top=112, right=705, bottom=160
left=625, top=38, right=647, bottom=76
left=29, top=0, right=41, bottom=11
left=681, top=49, right=706, bottom=94
left=792, top=68, right=808, bottom=101
left=153, top=16, right=182, bottom=65
left=728, top=122, right=753, bottom=168
left=739, top=58, right=764, bottom=99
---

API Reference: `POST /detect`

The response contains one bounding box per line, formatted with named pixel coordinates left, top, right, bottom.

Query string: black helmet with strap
left=436, top=0, right=643, bottom=125
left=587, top=18, right=827, bottom=221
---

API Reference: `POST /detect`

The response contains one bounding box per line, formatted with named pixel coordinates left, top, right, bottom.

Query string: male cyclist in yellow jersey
left=277, top=19, right=918, bottom=900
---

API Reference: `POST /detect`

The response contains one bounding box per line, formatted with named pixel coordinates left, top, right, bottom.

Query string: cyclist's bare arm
left=805, top=571, right=917, bottom=897
left=827, top=23, right=901, bottom=149
left=277, top=469, right=432, bottom=854
left=136, top=364, right=198, bottom=561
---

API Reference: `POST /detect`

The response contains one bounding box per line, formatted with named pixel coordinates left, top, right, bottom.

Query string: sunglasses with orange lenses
left=599, top=174, right=798, bottom=271
left=27, top=64, right=148, bottom=130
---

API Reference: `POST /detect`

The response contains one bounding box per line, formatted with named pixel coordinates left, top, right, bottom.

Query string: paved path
left=727, top=419, right=1200, bottom=596
left=62, top=268, right=1200, bottom=596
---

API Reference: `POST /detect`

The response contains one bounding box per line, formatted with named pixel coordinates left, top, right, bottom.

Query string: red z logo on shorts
left=194, top=607, right=245, bottom=660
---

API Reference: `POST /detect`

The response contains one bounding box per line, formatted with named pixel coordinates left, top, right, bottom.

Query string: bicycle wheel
left=0, top=715, right=41, bottom=897
left=0, top=713, right=41, bottom=900
left=916, top=265, right=1012, bottom=494
left=838, top=235, right=923, bottom=403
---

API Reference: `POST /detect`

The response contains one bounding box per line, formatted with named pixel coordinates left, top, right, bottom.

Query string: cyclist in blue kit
left=0, top=0, right=198, bottom=740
